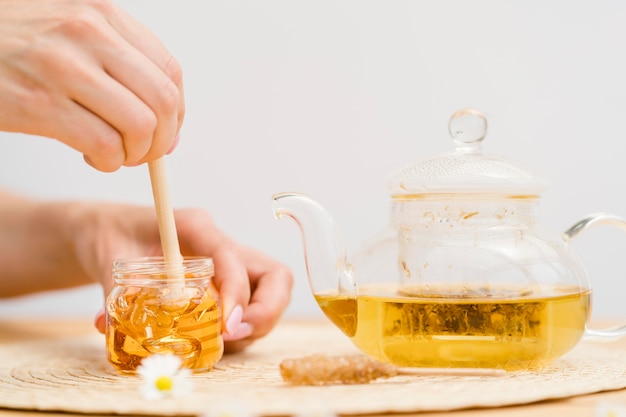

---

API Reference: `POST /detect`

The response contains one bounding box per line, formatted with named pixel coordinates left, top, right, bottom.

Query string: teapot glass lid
left=388, top=108, right=547, bottom=196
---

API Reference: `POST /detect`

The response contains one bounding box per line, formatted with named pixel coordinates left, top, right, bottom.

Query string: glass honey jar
left=105, top=256, right=223, bottom=373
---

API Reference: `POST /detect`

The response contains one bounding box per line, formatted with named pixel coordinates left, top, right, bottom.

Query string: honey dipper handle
left=148, top=157, right=183, bottom=274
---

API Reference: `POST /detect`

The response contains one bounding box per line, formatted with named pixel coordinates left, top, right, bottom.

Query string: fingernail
left=166, top=132, right=180, bottom=155
left=225, top=305, right=243, bottom=335
left=222, top=322, right=253, bottom=341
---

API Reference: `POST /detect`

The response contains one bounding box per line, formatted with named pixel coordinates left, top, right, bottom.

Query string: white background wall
left=2, top=1, right=626, bottom=323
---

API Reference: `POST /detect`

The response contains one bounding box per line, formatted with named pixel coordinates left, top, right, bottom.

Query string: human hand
left=78, top=203, right=293, bottom=353
left=0, top=0, right=184, bottom=172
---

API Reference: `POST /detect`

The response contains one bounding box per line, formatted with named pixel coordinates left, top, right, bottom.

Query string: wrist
left=33, top=199, right=95, bottom=287
left=0, top=195, right=95, bottom=297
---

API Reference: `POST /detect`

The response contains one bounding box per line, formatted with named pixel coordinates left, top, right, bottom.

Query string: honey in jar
left=106, top=256, right=223, bottom=373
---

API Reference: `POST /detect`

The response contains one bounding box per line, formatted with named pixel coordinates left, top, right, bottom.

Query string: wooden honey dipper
left=148, top=157, right=184, bottom=280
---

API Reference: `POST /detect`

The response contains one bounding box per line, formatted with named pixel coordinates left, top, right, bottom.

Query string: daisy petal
left=137, top=354, right=193, bottom=399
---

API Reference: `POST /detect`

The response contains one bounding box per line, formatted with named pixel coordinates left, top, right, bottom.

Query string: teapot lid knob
left=448, top=108, right=488, bottom=152
left=387, top=108, right=547, bottom=196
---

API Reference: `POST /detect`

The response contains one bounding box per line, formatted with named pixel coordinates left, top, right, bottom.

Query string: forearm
left=0, top=191, right=91, bottom=297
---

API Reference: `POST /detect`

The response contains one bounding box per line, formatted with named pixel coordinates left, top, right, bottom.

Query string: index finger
left=240, top=249, right=294, bottom=338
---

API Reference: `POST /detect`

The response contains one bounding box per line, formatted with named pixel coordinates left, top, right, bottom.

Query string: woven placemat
left=1, top=320, right=626, bottom=416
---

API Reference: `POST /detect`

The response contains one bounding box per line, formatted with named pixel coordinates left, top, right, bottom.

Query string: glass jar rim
left=112, top=256, right=214, bottom=284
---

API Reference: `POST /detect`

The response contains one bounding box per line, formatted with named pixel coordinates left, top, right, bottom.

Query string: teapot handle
left=563, top=213, right=626, bottom=340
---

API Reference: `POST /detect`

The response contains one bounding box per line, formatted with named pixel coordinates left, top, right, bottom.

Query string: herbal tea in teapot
left=316, top=283, right=590, bottom=370
left=274, top=108, right=626, bottom=371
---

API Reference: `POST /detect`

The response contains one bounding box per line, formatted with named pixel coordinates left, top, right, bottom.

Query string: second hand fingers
left=211, top=247, right=253, bottom=339
left=240, top=251, right=294, bottom=338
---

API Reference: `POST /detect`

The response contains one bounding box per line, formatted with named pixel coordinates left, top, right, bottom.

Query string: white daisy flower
left=137, top=354, right=193, bottom=400
left=596, top=401, right=626, bottom=417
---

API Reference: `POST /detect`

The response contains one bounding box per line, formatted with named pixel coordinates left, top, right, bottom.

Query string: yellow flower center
left=155, top=375, right=173, bottom=392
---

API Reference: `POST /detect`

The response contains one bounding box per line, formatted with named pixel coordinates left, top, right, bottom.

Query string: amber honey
left=106, top=257, right=223, bottom=373
left=315, top=283, right=590, bottom=370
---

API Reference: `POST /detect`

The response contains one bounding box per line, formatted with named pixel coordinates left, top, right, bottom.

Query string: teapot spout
left=272, top=192, right=356, bottom=297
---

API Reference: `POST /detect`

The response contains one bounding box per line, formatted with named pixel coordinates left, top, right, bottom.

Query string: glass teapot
left=272, top=108, right=626, bottom=371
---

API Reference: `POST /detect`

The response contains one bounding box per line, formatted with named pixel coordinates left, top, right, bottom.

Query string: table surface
left=0, top=318, right=625, bottom=417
